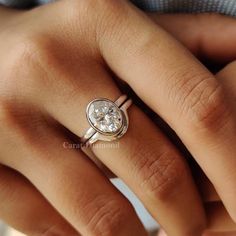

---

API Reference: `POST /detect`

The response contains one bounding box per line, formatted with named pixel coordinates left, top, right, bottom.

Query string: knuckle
left=0, top=33, right=63, bottom=108
left=188, top=83, right=228, bottom=130
left=82, top=195, right=133, bottom=236
left=1, top=34, right=53, bottom=93
left=60, top=0, right=99, bottom=49
left=0, top=41, right=30, bottom=93
left=6, top=35, right=48, bottom=72
left=62, top=0, right=130, bottom=54
left=174, top=72, right=229, bottom=130
left=133, top=143, right=187, bottom=201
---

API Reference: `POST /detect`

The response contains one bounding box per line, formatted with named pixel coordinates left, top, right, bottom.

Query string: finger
left=97, top=0, right=236, bottom=223
left=27, top=2, right=206, bottom=235
left=197, top=60, right=236, bottom=203
left=0, top=165, right=79, bottom=235
left=35, top=49, right=206, bottom=236
left=204, top=202, right=236, bottom=233
left=148, top=13, right=236, bottom=63
left=0, top=121, right=146, bottom=236
left=141, top=12, right=236, bottom=203
left=93, top=106, right=206, bottom=236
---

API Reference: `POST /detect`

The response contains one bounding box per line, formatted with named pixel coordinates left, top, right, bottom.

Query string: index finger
left=98, top=0, right=236, bottom=223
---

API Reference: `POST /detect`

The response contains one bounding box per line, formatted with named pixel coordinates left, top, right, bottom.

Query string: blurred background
left=0, top=222, right=24, bottom=236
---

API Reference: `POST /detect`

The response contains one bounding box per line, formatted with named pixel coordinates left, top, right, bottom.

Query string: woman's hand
left=158, top=58, right=236, bottom=234
left=149, top=13, right=236, bottom=235
left=0, top=1, right=236, bottom=236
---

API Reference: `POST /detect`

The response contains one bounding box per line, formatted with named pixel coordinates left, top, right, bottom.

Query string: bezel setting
left=86, top=98, right=125, bottom=136
left=82, top=95, right=131, bottom=145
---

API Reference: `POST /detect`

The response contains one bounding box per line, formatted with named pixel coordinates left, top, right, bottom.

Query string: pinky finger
left=0, top=165, right=79, bottom=236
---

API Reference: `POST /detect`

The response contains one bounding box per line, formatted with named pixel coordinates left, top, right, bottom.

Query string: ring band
left=81, top=95, right=132, bottom=145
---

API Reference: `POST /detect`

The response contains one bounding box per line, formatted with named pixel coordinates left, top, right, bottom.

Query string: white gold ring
left=81, top=95, right=132, bottom=145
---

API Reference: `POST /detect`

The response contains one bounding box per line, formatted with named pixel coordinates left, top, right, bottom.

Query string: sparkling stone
left=88, top=100, right=123, bottom=134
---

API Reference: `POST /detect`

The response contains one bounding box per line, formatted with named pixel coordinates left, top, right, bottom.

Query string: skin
left=0, top=1, right=236, bottom=235
left=158, top=62, right=236, bottom=233
left=152, top=14, right=236, bottom=236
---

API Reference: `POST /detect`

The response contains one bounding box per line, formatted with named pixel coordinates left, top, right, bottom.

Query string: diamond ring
left=81, top=95, right=132, bottom=145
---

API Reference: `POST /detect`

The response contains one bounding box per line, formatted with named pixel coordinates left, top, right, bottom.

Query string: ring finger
left=35, top=60, right=206, bottom=236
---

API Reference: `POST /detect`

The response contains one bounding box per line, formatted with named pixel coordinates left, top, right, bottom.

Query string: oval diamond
left=87, top=99, right=123, bottom=134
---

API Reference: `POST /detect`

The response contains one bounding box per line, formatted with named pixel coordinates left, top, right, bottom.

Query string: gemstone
left=87, top=99, right=123, bottom=134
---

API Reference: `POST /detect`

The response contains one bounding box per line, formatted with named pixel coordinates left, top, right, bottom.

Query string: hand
left=202, top=58, right=236, bottom=236
left=149, top=13, right=236, bottom=235
left=0, top=2, right=236, bottom=236
left=158, top=63, right=236, bottom=235
left=0, top=2, right=208, bottom=235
